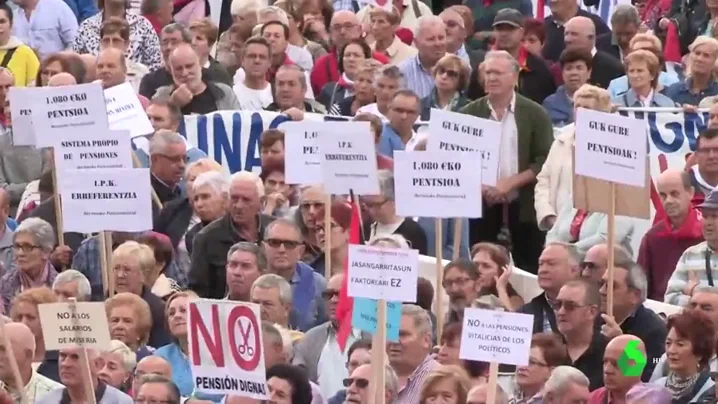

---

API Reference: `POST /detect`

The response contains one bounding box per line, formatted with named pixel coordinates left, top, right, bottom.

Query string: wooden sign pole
left=452, top=219, right=462, bottom=261
left=68, top=299, right=97, bottom=404
left=486, top=361, right=499, bottom=404
left=132, top=151, right=163, bottom=209
left=0, top=320, right=29, bottom=404
left=99, top=232, right=109, bottom=297
left=368, top=299, right=387, bottom=404
left=434, top=219, right=444, bottom=342
left=606, top=183, right=616, bottom=317
left=50, top=155, right=64, bottom=246
left=324, top=193, right=332, bottom=278
left=105, top=232, right=114, bottom=297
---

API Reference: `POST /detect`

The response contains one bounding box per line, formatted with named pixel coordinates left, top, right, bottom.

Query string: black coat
left=153, top=196, right=193, bottom=248
left=590, top=51, right=625, bottom=89
left=596, top=32, right=621, bottom=61
left=518, top=292, right=558, bottom=334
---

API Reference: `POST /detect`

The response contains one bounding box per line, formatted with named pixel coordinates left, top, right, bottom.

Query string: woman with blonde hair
left=612, top=50, right=677, bottom=107
left=111, top=241, right=169, bottom=348
left=97, top=339, right=137, bottom=392
left=105, top=292, right=154, bottom=361
left=420, top=54, right=471, bottom=121
left=419, top=365, right=471, bottom=404
left=9, top=287, right=58, bottom=381
left=329, top=59, right=382, bottom=116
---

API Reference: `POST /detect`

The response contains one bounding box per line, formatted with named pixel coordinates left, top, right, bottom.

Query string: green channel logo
left=617, top=340, right=647, bottom=377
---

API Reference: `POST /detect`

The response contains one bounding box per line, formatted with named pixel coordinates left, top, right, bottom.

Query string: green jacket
left=458, top=93, right=553, bottom=223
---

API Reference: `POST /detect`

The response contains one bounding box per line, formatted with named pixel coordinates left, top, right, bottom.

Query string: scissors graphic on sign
left=236, top=318, right=254, bottom=356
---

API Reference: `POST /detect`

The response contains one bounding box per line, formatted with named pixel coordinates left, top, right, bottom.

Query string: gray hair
left=231, top=0, right=261, bottom=16
left=258, top=6, right=289, bottom=26
left=14, top=218, right=55, bottom=253
left=193, top=171, right=230, bottom=196
left=368, top=234, right=411, bottom=249
left=273, top=323, right=295, bottom=359
left=226, top=242, right=267, bottom=272
left=52, top=269, right=92, bottom=301
left=251, top=274, right=292, bottom=305
left=105, top=339, right=137, bottom=372
left=161, top=23, right=192, bottom=43
left=610, top=4, right=640, bottom=27
left=544, top=366, right=590, bottom=396
left=276, top=64, right=307, bottom=89
left=484, top=50, right=520, bottom=73
left=467, top=384, right=509, bottom=404
left=373, top=65, right=405, bottom=89
left=136, top=374, right=181, bottom=404
left=416, top=15, right=446, bottom=39
left=385, top=364, right=399, bottom=398
left=149, top=130, right=186, bottom=155
left=694, top=285, right=718, bottom=296
left=620, top=261, right=648, bottom=302
left=377, top=169, right=395, bottom=201
left=230, top=171, right=265, bottom=197
left=401, top=304, right=432, bottom=336
left=264, top=217, right=304, bottom=243
left=262, top=321, right=284, bottom=348
left=544, top=241, right=582, bottom=267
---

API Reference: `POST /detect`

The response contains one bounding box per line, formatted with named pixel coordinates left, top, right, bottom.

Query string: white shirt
left=317, top=331, right=357, bottom=398
left=233, top=80, right=274, bottom=110
left=356, top=103, right=389, bottom=122
left=490, top=93, right=519, bottom=201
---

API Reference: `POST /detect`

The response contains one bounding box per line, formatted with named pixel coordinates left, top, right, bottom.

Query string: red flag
left=664, top=21, right=682, bottom=64
left=336, top=198, right=361, bottom=351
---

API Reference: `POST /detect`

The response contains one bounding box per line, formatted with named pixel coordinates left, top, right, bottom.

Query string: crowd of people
left=0, top=0, right=717, bottom=402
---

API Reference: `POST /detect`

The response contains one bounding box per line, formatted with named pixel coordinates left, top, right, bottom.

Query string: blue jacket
left=542, top=86, right=573, bottom=127
left=611, top=88, right=678, bottom=108
left=155, top=343, right=224, bottom=403
left=62, top=0, right=98, bottom=23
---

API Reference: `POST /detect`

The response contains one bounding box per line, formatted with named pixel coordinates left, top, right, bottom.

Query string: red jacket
left=310, top=47, right=390, bottom=95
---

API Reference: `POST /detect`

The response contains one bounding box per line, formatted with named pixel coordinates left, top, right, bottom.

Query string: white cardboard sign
left=280, top=120, right=324, bottom=185
left=54, top=129, right=133, bottom=175
left=60, top=168, right=153, bottom=233
left=38, top=302, right=111, bottom=351
left=8, top=87, right=36, bottom=146
left=393, top=151, right=482, bottom=218
left=30, top=83, right=109, bottom=147
left=317, top=122, right=380, bottom=195
left=188, top=299, right=268, bottom=399
left=459, top=307, right=533, bottom=366
left=427, top=108, right=501, bottom=186
left=574, top=108, right=647, bottom=187
left=104, top=82, right=154, bottom=138
left=347, top=244, right=419, bottom=302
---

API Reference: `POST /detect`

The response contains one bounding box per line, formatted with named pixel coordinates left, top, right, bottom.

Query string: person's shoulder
left=36, top=387, right=64, bottom=403
left=515, top=93, right=546, bottom=111
left=196, top=216, right=227, bottom=237
left=103, top=384, right=133, bottom=403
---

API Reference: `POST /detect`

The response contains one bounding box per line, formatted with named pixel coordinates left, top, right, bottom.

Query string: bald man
left=0, top=323, right=62, bottom=402
left=0, top=188, right=11, bottom=273
left=97, top=48, right=127, bottom=89
left=47, top=72, right=77, bottom=87
left=588, top=335, right=645, bottom=402
left=131, top=356, right=172, bottom=394
left=542, top=0, right=610, bottom=62
left=466, top=384, right=509, bottom=404
left=637, top=169, right=702, bottom=300
left=581, top=243, right=631, bottom=283
left=561, top=16, right=623, bottom=89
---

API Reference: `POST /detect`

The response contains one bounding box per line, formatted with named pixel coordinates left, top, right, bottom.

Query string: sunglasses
left=322, top=290, right=340, bottom=299
left=265, top=238, right=301, bottom=249
left=436, top=66, right=460, bottom=78
left=551, top=300, right=588, bottom=312
left=343, top=377, right=369, bottom=388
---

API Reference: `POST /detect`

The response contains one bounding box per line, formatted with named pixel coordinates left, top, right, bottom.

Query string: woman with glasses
left=9, top=287, right=59, bottom=382
left=311, top=201, right=353, bottom=276
left=97, top=340, right=136, bottom=393
left=471, top=242, right=523, bottom=311
left=509, top=333, right=570, bottom=404
left=0, top=218, right=58, bottom=314
left=319, top=39, right=372, bottom=111
left=653, top=310, right=716, bottom=403
left=105, top=292, right=155, bottom=362
left=419, top=365, right=471, bottom=404
left=420, top=54, right=470, bottom=121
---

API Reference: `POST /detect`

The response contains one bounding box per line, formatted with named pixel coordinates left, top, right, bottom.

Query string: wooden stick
left=434, top=219, right=444, bottom=342
left=69, top=299, right=97, bottom=404
left=105, top=232, right=114, bottom=297
left=324, top=193, right=332, bottom=278
left=486, top=362, right=499, bottom=404
left=0, top=320, right=29, bottom=404
left=606, top=183, right=617, bottom=317
left=451, top=219, right=462, bottom=261
left=51, top=150, right=64, bottom=246
left=132, top=151, right=163, bottom=209
left=368, top=299, right=387, bottom=404
left=99, top=232, right=109, bottom=296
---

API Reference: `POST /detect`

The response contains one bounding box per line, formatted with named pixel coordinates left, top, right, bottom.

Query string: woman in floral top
left=72, top=0, right=161, bottom=71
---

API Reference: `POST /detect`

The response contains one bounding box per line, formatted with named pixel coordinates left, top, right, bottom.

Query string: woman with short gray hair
left=0, top=218, right=58, bottom=313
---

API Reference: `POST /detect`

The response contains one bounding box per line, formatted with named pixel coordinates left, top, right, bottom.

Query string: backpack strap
left=0, top=48, right=16, bottom=68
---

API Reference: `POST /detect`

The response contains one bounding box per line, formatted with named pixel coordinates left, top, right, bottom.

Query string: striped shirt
left=396, top=355, right=439, bottom=404
left=398, top=55, right=436, bottom=99
left=665, top=241, right=718, bottom=306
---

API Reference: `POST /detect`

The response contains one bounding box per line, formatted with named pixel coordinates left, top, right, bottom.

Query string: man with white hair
left=343, top=363, right=399, bottom=404
left=398, top=15, right=447, bottom=99
left=466, top=384, right=509, bottom=404
left=356, top=0, right=432, bottom=33
left=149, top=130, right=187, bottom=205
left=189, top=171, right=276, bottom=298
left=562, top=16, right=624, bottom=89
left=0, top=323, right=62, bottom=402
left=542, top=366, right=591, bottom=404
left=52, top=269, right=92, bottom=301
left=251, top=273, right=295, bottom=329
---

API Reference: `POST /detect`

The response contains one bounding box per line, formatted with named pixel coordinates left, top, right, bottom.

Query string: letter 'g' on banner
left=188, top=299, right=268, bottom=399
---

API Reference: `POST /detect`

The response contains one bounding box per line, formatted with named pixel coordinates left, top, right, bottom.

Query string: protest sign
left=394, top=151, right=482, bottom=218
left=54, top=130, right=132, bottom=174
left=31, top=83, right=109, bottom=147
left=426, top=109, right=501, bottom=186
left=459, top=307, right=533, bottom=366
left=347, top=244, right=419, bottom=302
left=574, top=108, right=647, bottom=187
left=37, top=302, right=111, bottom=350
left=317, top=122, right=380, bottom=195
left=60, top=168, right=153, bottom=233
left=352, top=298, right=401, bottom=341
left=280, top=121, right=325, bottom=185
left=7, top=87, right=36, bottom=146
left=104, top=82, right=154, bottom=137
left=188, top=299, right=268, bottom=399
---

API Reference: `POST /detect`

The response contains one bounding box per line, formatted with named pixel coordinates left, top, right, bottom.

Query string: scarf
left=430, top=88, right=463, bottom=111
left=337, top=73, right=354, bottom=91
left=665, top=371, right=701, bottom=401
left=656, top=206, right=703, bottom=239
left=20, top=260, right=51, bottom=291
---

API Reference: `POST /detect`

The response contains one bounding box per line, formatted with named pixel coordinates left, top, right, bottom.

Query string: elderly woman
left=361, top=170, right=428, bottom=255
left=137, top=232, right=181, bottom=300
left=419, top=365, right=471, bottom=404
left=329, top=59, right=381, bottom=116
left=98, top=340, right=137, bottom=392
left=654, top=310, right=716, bottom=402
left=420, top=54, right=470, bottom=121
left=261, top=160, right=293, bottom=218
left=105, top=292, right=155, bottom=361
left=356, top=65, right=405, bottom=122
left=52, top=269, right=92, bottom=302
left=509, top=333, right=570, bottom=404
left=182, top=171, right=229, bottom=259
left=0, top=218, right=58, bottom=314
left=611, top=50, right=677, bottom=107
left=10, top=287, right=58, bottom=381
left=471, top=242, right=523, bottom=311
left=111, top=241, right=169, bottom=349
left=318, top=39, right=372, bottom=110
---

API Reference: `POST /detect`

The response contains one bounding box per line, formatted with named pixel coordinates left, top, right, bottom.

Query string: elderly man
left=390, top=304, right=438, bottom=404
left=542, top=366, right=591, bottom=403
left=439, top=8, right=474, bottom=66
left=327, top=339, right=372, bottom=404
left=519, top=242, right=581, bottom=333
left=0, top=188, right=12, bottom=273
left=589, top=335, right=646, bottom=402
left=134, top=374, right=180, bottom=404
left=250, top=274, right=295, bottom=330
left=148, top=130, right=187, bottom=205
left=263, top=218, right=326, bottom=331
left=597, top=260, right=666, bottom=380
left=38, top=347, right=132, bottom=403
left=96, top=47, right=145, bottom=100
left=52, top=269, right=92, bottom=301
left=666, top=36, right=718, bottom=106
left=460, top=51, right=553, bottom=273
left=378, top=90, right=423, bottom=158
left=226, top=242, right=266, bottom=301
left=131, top=356, right=173, bottom=394
left=541, top=0, right=610, bottom=62
left=466, top=384, right=509, bottom=404
left=266, top=65, right=326, bottom=115
left=442, top=260, right=480, bottom=323
left=0, top=323, right=62, bottom=402
left=638, top=170, right=703, bottom=300
left=596, top=5, right=639, bottom=61
left=369, top=6, right=417, bottom=65
left=0, top=69, right=13, bottom=129
left=398, top=16, right=447, bottom=99
left=555, top=279, right=607, bottom=391
left=189, top=172, right=275, bottom=298
left=581, top=243, right=632, bottom=283
left=343, top=363, right=399, bottom=404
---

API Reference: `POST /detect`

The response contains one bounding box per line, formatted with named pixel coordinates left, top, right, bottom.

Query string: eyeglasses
left=12, top=243, right=41, bottom=253
left=551, top=300, right=588, bottom=312
left=436, top=66, right=460, bottom=79
left=265, top=238, right=301, bottom=249
left=156, top=153, right=188, bottom=164
left=322, top=290, right=340, bottom=299
left=362, top=199, right=388, bottom=209
left=442, top=277, right=473, bottom=288
left=343, top=377, right=369, bottom=388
